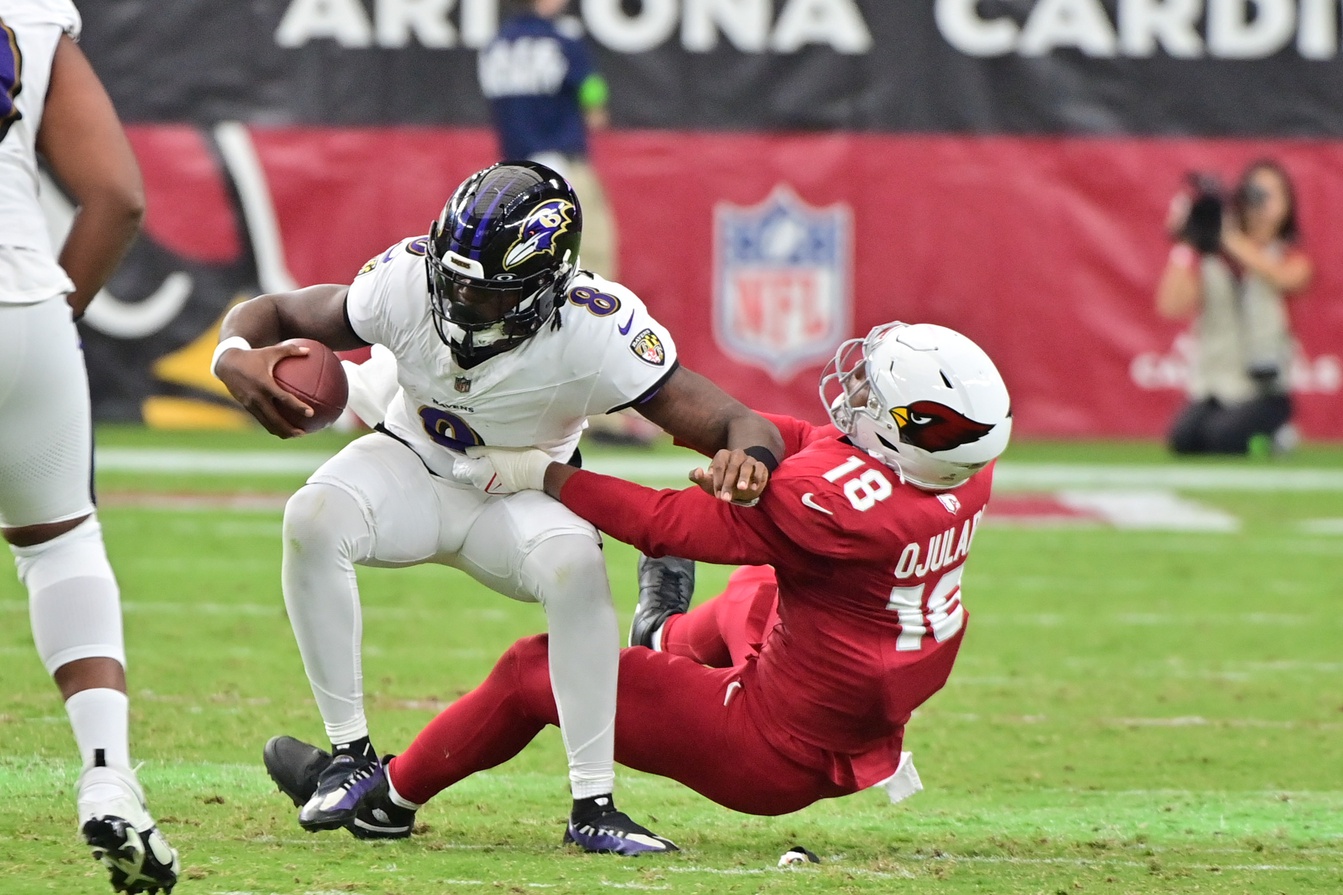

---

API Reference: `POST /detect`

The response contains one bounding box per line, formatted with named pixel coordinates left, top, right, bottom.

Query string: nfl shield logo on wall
left=714, top=185, right=852, bottom=382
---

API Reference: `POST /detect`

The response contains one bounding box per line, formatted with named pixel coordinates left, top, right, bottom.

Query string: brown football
left=271, top=338, right=349, bottom=432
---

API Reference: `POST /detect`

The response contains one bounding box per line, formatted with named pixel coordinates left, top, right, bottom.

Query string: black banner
left=81, top=0, right=1343, bottom=136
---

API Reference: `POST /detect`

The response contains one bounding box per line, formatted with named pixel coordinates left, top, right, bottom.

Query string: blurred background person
left=1155, top=159, right=1313, bottom=456
left=0, top=1, right=178, bottom=890
left=478, top=0, right=616, bottom=279
left=478, top=0, right=655, bottom=446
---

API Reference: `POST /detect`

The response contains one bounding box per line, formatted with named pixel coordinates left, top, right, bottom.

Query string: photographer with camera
left=1155, top=159, right=1313, bottom=455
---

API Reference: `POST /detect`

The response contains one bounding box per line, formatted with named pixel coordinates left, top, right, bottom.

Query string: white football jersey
left=0, top=0, right=80, bottom=304
left=345, top=237, right=679, bottom=478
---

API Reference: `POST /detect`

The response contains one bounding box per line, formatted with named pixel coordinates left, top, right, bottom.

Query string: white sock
left=66, top=688, right=131, bottom=769
left=385, top=770, right=422, bottom=811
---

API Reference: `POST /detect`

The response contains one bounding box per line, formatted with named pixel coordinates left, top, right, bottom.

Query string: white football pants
left=0, top=295, right=95, bottom=527
left=283, top=433, right=618, bottom=799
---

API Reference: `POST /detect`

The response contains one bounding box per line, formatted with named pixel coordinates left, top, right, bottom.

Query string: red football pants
left=390, top=566, right=847, bottom=815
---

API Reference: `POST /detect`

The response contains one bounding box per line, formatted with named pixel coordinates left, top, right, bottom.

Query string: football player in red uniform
left=268, top=321, right=1010, bottom=838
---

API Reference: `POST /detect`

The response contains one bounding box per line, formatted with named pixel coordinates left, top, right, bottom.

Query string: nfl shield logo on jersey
left=713, top=186, right=852, bottom=382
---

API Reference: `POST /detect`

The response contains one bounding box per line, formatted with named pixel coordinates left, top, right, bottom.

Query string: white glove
left=452, top=447, right=553, bottom=495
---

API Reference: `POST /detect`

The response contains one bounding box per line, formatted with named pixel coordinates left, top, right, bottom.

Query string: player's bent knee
left=11, top=515, right=126, bottom=673
left=502, top=633, right=551, bottom=669
left=519, top=535, right=611, bottom=612
left=282, top=484, right=330, bottom=538
left=283, top=483, right=365, bottom=557
left=10, top=514, right=112, bottom=589
left=519, top=532, right=604, bottom=582
left=497, top=634, right=559, bottom=720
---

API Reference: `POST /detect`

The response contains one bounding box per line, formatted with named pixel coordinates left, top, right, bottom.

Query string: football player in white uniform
left=0, top=1, right=179, bottom=891
left=214, top=161, right=783, bottom=852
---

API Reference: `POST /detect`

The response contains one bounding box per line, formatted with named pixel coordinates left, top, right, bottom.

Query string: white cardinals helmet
left=820, top=322, right=1011, bottom=490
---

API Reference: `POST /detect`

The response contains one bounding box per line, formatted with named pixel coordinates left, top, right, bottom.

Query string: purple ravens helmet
left=427, top=161, right=583, bottom=365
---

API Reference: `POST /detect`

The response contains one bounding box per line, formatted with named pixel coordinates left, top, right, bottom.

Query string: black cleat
left=265, top=735, right=414, bottom=839
left=564, top=807, right=678, bottom=855
left=629, top=554, right=696, bottom=648
left=298, top=753, right=382, bottom=832
left=346, top=761, right=416, bottom=841
left=263, top=735, right=332, bottom=808
left=83, top=817, right=181, bottom=894
left=78, top=764, right=180, bottom=894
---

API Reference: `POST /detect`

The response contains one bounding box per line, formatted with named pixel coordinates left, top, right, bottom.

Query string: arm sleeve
left=345, top=240, right=421, bottom=349
left=558, top=470, right=784, bottom=566
left=585, top=290, right=680, bottom=414
left=34, top=1, right=82, bottom=37
left=345, top=259, right=390, bottom=346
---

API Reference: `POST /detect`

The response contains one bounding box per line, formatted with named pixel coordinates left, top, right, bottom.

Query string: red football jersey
left=561, top=414, right=995, bottom=788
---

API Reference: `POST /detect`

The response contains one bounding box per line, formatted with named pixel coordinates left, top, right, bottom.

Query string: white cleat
left=78, top=763, right=180, bottom=894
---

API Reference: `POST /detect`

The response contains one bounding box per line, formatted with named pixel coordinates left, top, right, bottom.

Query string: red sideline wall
left=128, top=125, right=1343, bottom=439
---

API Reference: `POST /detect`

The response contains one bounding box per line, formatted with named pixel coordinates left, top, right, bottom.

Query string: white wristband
left=211, top=336, right=252, bottom=378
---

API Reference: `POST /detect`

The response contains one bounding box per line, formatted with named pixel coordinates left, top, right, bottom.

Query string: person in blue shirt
left=480, top=0, right=659, bottom=445
left=478, top=0, right=616, bottom=279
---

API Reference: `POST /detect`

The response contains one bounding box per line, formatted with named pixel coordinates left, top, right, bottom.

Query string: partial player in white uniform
left=213, top=161, right=784, bottom=853
left=0, top=2, right=179, bottom=891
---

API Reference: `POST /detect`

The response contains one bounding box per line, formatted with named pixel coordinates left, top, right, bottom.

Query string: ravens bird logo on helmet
left=504, top=199, right=575, bottom=270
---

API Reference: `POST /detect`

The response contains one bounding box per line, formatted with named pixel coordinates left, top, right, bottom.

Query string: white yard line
left=933, top=711, right=1343, bottom=731
left=95, top=447, right=1343, bottom=491
left=91, top=449, right=1343, bottom=533
left=904, top=855, right=1336, bottom=872
left=199, top=852, right=1334, bottom=895
left=97, top=447, right=335, bottom=475
left=3, top=603, right=1339, bottom=634
left=995, top=464, right=1343, bottom=492
left=1054, top=489, right=1239, bottom=531
left=1301, top=517, right=1343, bottom=534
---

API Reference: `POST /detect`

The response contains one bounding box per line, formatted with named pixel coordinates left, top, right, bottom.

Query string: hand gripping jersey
left=559, top=413, right=995, bottom=789
left=345, top=237, right=678, bottom=478
left=0, top=0, right=80, bottom=305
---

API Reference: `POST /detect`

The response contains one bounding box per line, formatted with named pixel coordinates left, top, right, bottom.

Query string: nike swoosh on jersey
left=618, top=311, right=636, bottom=335
left=800, top=492, right=833, bottom=515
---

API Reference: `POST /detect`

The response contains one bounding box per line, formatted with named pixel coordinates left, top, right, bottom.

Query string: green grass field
left=2, top=426, right=1340, bottom=894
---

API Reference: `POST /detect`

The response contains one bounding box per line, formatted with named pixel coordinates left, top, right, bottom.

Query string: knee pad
left=11, top=515, right=125, bottom=673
